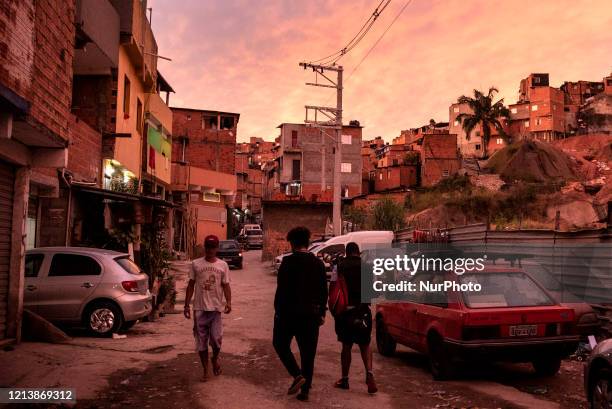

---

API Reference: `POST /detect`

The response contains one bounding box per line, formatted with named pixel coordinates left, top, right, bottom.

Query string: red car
left=375, top=267, right=580, bottom=380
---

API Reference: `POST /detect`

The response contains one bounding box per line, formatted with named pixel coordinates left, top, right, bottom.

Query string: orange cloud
left=149, top=0, right=612, bottom=142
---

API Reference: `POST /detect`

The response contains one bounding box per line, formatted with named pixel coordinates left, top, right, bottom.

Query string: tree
left=455, top=87, right=511, bottom=158
left=372, top=197, right=405, bottom=231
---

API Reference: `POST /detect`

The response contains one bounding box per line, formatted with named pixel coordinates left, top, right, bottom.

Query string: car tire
left=428, top=334, right=454, bottom=381
left=590, top=367, right=611, bottom=409
left=376, top=316, right=396, bottom=357
left=84, top=300, right=123, bottom=337
left=532, top=356, right=562, bottom=377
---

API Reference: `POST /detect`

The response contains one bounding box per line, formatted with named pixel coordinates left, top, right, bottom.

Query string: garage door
left=0, top=160, right=14, bottom=340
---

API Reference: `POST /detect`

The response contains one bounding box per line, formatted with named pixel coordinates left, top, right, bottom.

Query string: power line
left=308, top=0, right=391, bottom=66
left=346, top=0, right=413, bottom=81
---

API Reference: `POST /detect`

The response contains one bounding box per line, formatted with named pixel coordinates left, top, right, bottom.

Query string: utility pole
left=299, top=62, right=343, bottom=236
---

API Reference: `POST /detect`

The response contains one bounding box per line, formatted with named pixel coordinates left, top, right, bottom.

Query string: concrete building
left=171, top=108, right=239, bottom=254
left=449, top=103, right=507, bottom=158
left=263, top=123, right=363, bottom=202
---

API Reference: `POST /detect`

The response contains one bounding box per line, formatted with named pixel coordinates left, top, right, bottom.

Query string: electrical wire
left=308, top=0, right=391, bottom=66
left=345, top=0, right=413, bottom=81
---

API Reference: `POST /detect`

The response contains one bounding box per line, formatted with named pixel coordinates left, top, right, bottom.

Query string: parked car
left=521, top=261, right=601, bottom=338
left=245, top=229, right=263, bottom=249
left=376, top=267, right=580, bottom=380
left=217, top=240, right=243, bottom=269
left=24, top=247, right=152, bottom=336
left=585, top=338, right=612, bottom=409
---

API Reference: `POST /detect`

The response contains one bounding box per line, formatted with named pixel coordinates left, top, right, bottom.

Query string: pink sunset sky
left=149, top=0, right=612, bottom=143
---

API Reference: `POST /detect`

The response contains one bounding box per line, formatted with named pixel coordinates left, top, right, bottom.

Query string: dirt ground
left=0, top=251, right=590, bottom=409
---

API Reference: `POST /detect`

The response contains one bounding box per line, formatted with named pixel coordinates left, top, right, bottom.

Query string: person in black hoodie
left=273, top=226, right=327, bottom=402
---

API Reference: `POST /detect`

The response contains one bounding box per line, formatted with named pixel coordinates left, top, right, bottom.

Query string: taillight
left=122, top=280, right=140, bottom=292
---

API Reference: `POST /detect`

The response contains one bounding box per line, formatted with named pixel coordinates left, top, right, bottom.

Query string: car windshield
left=246, top=230, right=261, bottom=236
left=115, top=256, right=143, bottom=275
left=460, top=272, right=555, bottom=308
left=219, top=241, right=238, bottom=250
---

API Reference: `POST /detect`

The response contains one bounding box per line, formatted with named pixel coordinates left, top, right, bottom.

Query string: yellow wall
left=114, top=46, right=147, bottom=177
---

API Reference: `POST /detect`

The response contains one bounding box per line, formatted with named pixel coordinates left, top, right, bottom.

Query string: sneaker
left=366, top=372, right=378, bottom=394
left=296, top=390, right=309, bottom=402
left=334, top=377, right=349, bottom=390
left=288, top=375, right=306, bottom=395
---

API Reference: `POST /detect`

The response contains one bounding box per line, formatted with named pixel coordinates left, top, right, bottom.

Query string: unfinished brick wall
left=422, top=133, right=460, bottom=186
left=71, top=75, right=116, bottom=134
left=67, top=115, right=102, bottom=184
left=0, top=0, right=75, bottom=142
left=261, top=201, right=332, bottom=261
left=171, top=108, right=237, bottom=175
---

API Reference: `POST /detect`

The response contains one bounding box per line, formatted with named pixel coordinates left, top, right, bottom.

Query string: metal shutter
left=0, top=160, right=14, bottom=339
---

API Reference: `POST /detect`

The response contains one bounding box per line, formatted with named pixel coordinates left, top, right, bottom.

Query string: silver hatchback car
left=24, top=247, right=152, bottom=336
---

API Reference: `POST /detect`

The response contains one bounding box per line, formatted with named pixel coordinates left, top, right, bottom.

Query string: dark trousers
left=273, top=315, right=320, bottom=390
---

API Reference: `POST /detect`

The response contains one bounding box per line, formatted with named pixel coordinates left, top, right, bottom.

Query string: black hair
left=346, top=242, right=360, bottom=255
left=287, top=226, right=311, bottom=248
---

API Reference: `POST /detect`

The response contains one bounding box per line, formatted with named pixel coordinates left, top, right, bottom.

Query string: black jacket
left=337, top=255, right=366, bottom=307
left=274, top=251, right=328, bottom=319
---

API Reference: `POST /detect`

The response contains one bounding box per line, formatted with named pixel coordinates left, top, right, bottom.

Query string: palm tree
left=455, top=87, right=511, bottom=158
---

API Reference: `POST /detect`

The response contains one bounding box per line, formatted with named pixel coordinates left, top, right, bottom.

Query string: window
left=317, top=244, right=345, bottom=257
left=122, top=75, right=131, bottom=116
left=379, top=172, right=382, bottom=180
left=511, top=107, right=518, bottom=114
left=475, top=131, right=481, bottom=137
left=48, top=254, right=101, bottom=276
left=341, top=162, right=352, bottom=173
left=136, top=98, right=143, bottom=134
left=536, top=118, right=542, bottom=126
left=25, top=254, right=44, bottom=278
left=533, top=77, right=541, bottom=84
left=496, top=138, right=503, bottom=145
left=552, top=104, right=557, bottom=111
left=341, top=134, right=352, bottom=144
left=203, top=115, right=218, bottom=129
left=115, top=256, right=142, bottom=275
left=453, top=120, right=459, bottom=126
left=531, top=104, right=538, bottom=111
left=442, top=169, right=449, bottom=177
left=524, top=120, right=530, bottom=128
left=292, top=159, right=301, bottom=180
left=475, top=144, right=481, bottom=150
left=453, top=107, right=459, bottom=113
left=220, top=116, right=234, bottom=129
left=291, top=130, right=298, bottom=147
left=460, top=272, right=554, bottom=308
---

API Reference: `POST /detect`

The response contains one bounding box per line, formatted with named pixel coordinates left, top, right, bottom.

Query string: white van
left=310, top=230, right=394, bottom=258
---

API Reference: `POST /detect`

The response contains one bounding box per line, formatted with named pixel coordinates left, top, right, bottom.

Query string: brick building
left=420, top=132, right=461, bottom=187
left=234, top=137, right=276, bottom=222
left=171, top=108, right=239, bottom=253
left=263, top=123, right=363, bottom=202
left=360, top=136, right=385, bottom=194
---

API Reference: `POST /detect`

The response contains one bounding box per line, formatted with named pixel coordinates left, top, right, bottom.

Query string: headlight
left=238, top=252, right=242, bottom=257
left=578, top=312, right=599, bottom=324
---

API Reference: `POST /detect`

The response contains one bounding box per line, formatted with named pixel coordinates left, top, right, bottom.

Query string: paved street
left=0, top=250, right=588, bottom=409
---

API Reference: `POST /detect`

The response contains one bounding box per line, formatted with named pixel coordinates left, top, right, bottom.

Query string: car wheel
left=428, top=334, right=454, bottom=380
left=376, top=316, right=396, bottom=357
left=84, top=301, right=123, bottom=337
left=590, top=368, right=611, bottom=409
left=532, top=356, right=562, bottom=377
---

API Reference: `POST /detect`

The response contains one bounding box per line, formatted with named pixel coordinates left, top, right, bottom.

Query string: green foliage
left=403, top=151, right=420, bottom=166
left=140, top=212, right=171, bottom=285
left=343, top=206, right=370, bottom=230
left=372, top=197, right=406, bottom=231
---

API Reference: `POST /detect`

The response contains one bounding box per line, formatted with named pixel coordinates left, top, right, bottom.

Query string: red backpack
left=328, top=274, right=348, bottom=317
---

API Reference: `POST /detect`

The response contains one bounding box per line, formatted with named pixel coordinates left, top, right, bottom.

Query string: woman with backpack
left=330, top=242, right=378, bottom=394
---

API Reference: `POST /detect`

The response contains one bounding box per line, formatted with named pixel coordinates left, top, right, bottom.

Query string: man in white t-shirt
left=184, top=235, right=232, bottom=381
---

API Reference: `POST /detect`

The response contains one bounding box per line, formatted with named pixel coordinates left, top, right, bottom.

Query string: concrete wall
left=261, top=201, right=332, bottom=261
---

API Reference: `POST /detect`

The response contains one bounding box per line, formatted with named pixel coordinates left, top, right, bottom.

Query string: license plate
left=509, top=324, right=537, bottom=336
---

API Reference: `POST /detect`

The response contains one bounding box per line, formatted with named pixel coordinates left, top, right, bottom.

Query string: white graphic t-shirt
left=189, top=257, right=230, bottom=312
